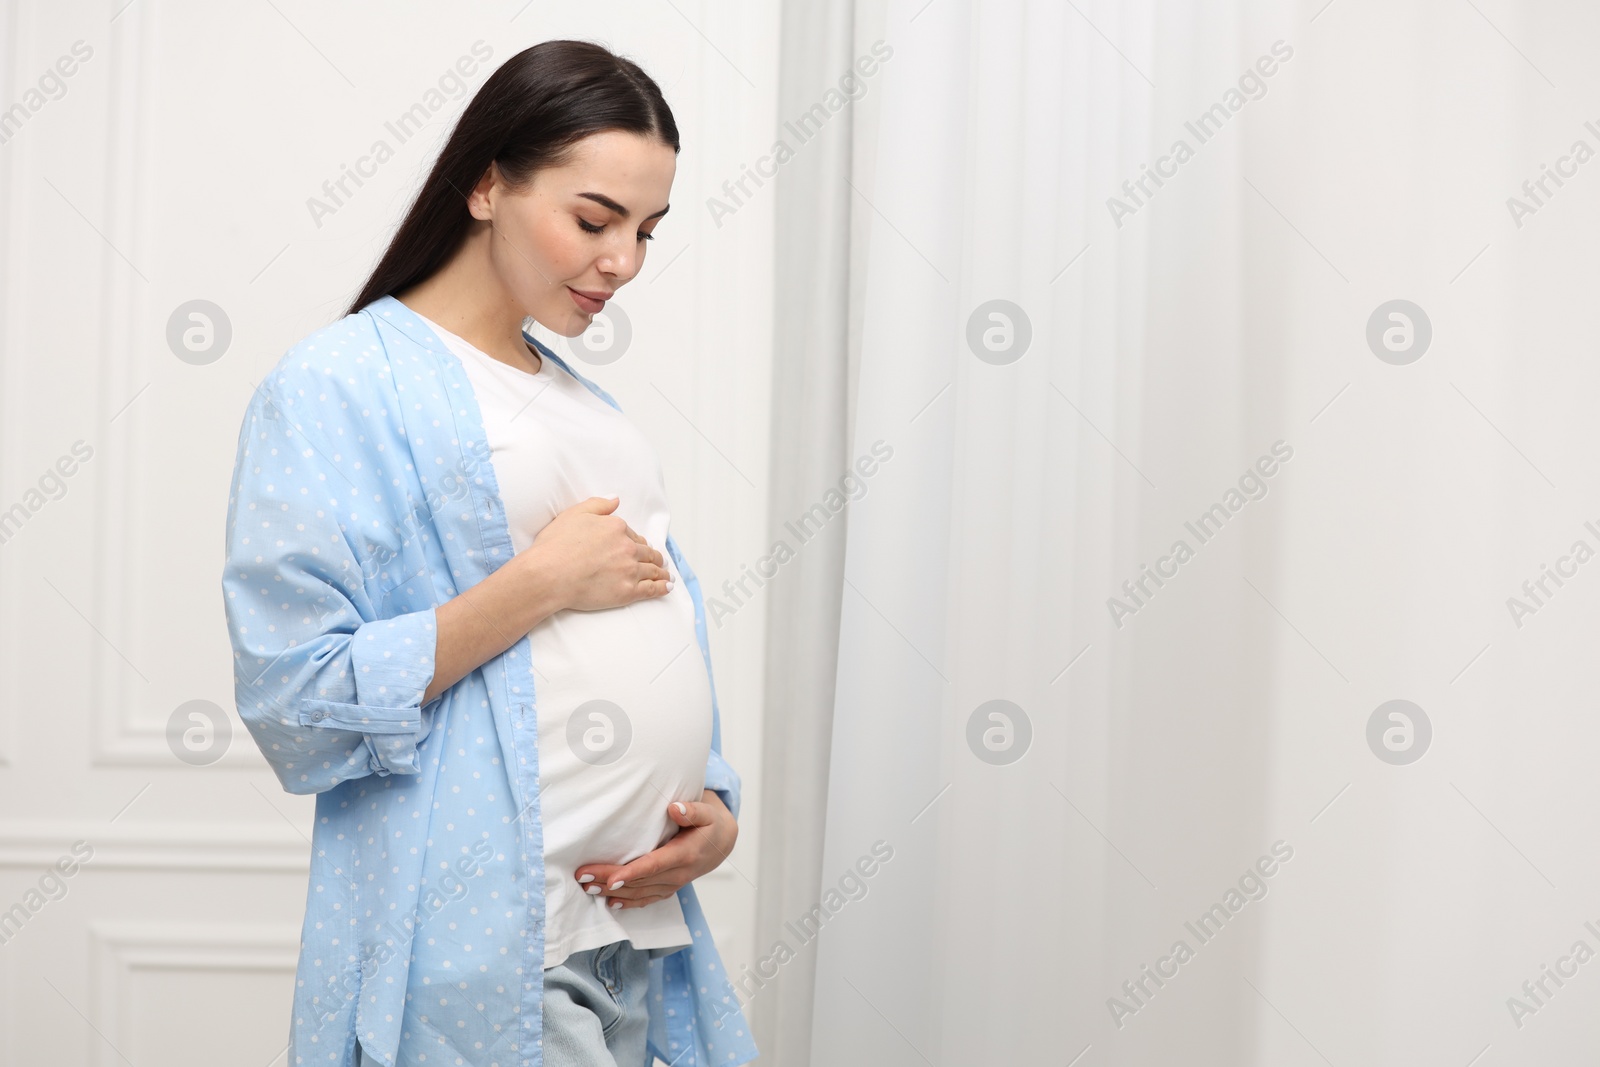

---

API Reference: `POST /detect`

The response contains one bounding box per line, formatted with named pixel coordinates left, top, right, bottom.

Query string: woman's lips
left=568, top=287, right=607, bottom=314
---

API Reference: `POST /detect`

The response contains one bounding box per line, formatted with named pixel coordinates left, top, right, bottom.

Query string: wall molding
left=86, top=0, right=174, bottom=771
left=0, top=0, right=23, bottom=774
left=0, top=820, right=310, bottom=871
left=89, top=920, right=300, bottom=1067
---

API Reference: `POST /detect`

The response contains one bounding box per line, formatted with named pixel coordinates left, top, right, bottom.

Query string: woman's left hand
left=574, top=790, right=738, bottom=909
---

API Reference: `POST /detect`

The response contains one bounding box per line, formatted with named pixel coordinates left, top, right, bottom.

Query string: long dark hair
left=345, top=39, right=680, bottom=317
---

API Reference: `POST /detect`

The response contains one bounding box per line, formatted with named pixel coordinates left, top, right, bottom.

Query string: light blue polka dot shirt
left=221, top=295, right=758, bottom=1067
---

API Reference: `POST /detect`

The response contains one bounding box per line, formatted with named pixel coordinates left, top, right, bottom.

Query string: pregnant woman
left=220, top=40, right=757, bottom=1067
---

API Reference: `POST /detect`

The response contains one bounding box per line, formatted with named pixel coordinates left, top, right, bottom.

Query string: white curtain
left=751, top=1, right=866, bottom=1060
left=760, top=1, right=1595, bottom=1063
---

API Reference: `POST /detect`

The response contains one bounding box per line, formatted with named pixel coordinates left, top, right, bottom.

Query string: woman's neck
left=393, top=246, right=541, bottom=375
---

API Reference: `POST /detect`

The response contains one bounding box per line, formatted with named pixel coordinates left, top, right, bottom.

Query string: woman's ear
left=467, top=162, right=498, bottom=221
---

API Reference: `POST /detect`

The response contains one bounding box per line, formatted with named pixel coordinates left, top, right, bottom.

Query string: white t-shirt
left=414, top=312, right=711, bottom=970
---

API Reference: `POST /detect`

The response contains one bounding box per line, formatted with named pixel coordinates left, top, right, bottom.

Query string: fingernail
left=586, top=885, right=602, bottom=895
left=674, top=802, right=687, bottom=815
left=609, top=880, right=625, bottom=890
left=610, top=900, right=623, bottom=910
left=577, top=874, right=595, bottom=884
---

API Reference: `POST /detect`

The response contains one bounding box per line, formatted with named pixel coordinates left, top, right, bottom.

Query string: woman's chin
left=524, top=310, right=593, bottom=339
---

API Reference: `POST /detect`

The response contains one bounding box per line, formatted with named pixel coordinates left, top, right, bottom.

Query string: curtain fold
left=771, top=0, right=1569, bottom=1063
left=796, top=0, right=1548, bottom=1062
left=752, top=1, right=874, bottom=1064
left=808, top=2, right=1151, bottom=1060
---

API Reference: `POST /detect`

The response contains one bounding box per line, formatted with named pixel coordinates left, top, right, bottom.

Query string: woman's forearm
left=422, top=547, right=568, bottom=706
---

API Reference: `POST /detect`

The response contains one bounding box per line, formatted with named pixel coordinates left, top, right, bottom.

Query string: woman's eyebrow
left=576, top=191, right=670, bottom=221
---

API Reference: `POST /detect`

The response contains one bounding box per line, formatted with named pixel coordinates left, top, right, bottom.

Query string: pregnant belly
left=531, top=579, right=713, bottom=871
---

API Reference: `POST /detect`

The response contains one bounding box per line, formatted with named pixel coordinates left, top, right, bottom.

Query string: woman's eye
left=579, top=217, right=652, bottom=241
left=578, top=217, right=655, bottom=242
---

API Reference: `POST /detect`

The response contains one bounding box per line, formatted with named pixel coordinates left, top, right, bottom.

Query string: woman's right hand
left=524, top=495, right=671, bottom=612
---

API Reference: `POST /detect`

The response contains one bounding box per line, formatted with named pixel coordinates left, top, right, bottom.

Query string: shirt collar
left=365, top=292, right=581, bottom=381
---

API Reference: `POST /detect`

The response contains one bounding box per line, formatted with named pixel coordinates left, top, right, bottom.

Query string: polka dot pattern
left=221, top=295, right=759, bottom=1066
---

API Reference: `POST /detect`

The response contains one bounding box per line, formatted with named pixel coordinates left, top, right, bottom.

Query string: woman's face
left=474, top=130, right=677, bottom=338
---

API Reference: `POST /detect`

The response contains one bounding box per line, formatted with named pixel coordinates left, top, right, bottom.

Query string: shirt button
left=311, top=710, right=325, bottom=721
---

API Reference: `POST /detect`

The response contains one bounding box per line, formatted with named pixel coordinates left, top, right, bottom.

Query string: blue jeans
left=355, top=939, right=655, bottom=1066
left=540, top=939, right=653, bottom=1067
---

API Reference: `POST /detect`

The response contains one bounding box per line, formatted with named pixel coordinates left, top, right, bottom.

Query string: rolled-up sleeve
left=299, top=609, right=439, bottom=773
left=222, top=379, right=441, bottom=795
left=703, top=746, right=742, bottom=822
